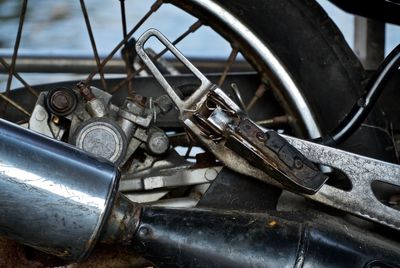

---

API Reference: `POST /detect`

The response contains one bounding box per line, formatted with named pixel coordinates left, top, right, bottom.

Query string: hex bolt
left=47, top=88, right=78, bottom=116
left=51, top=92, right=70, bottom=111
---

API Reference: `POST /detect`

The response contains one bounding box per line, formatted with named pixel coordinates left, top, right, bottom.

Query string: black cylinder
left=132, top=207, right=400, bottom=267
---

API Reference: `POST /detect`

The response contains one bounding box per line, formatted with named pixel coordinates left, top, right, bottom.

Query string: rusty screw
left=129, top=94, right=148, bottom=107
left=77, top=81, right=95, bottom=102
left=47, top=88, right=77, bottom=116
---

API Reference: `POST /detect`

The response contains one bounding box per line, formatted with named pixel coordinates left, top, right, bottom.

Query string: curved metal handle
left=135, top=29, right=213, bottom=113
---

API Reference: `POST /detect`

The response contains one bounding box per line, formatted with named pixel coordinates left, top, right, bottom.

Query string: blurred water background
left=0, top=0, right=399, bottom=88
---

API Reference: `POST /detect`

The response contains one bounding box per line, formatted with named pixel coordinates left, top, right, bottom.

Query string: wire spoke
left=119, top=0, right=128, bottom=38
left=5, top=0, right=28, bottom=95
left=80, top=0, right=108, bottom=91
left=119, top=0, right=135, bottom=95
left=256, top=115, right=293, bottom=126
left=84, top=0, right=163, bottom=85
left=0, top=57, right=38, bottom=97
left=0, top=93, right=31, bottom=117
left=218, top=46, right=239, bottom=87
left=110, top=20, right=203, bottom=94
left=246, top=83, right=267, bottom=112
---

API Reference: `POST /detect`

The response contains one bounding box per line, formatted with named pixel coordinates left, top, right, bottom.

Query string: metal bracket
left=286, top=136, right=400, bottom=230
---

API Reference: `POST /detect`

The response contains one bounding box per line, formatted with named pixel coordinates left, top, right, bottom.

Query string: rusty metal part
left=246, top=83, right=267, bottom=111
left=85, top=0, right=163, bottom=84
left=218, top=47, right=239, bottom=87
left=256, top=115, right=293, bottom=126
left=46, top=88, right=78, bottom=116
left=77, top=82, right=95, bottom=101
left=225, top=118, right=327, bottom=194
left=134, top=29, right=400, bottom=230
left=101, top=194, right=141, bottom=245
left=0, top=93, right=31, bottom=116
left=129, top=94, right=147, bottom=107
left=135, top=29, right=327, bottom=194
left=0, top=57, right=37, bottom=97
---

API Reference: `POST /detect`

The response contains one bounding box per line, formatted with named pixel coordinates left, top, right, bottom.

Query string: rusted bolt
left=46, top=87, right=78, bottom=116
left=129, top=94, right=148, bottom=107
left=77, top=82, right=95, bottom=101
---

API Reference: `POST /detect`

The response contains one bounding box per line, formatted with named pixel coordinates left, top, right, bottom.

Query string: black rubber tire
left=204, top=0, right=395, bottom=161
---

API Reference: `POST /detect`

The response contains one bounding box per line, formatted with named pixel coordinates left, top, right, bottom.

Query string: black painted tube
left=132, top=207, right=400, bottom=267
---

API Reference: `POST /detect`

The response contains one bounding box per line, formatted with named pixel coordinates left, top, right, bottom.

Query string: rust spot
left=266, top=220, right=278, bottom=228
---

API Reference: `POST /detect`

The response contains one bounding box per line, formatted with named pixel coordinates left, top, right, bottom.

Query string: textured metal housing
left=0, top=119, right=119, bottom=261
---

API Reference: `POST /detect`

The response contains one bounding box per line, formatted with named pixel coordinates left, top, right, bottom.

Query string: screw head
left=47, top=88, right=78, bottom=116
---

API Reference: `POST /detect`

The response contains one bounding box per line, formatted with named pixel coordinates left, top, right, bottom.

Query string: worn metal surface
left=136, top=29, right=327, bottom=194
left=136, top=30, right=400, bottom=230
left=136, top=29, right=326, bottom=195
left=101, top=194, right=141, bottom=245
left=285, top=135, right=400, bottom=231
left=119, top=165, right=222, bottom=192
left=226, top=118, right=328, bottom=194
left=133, top=207, right=400, bottom=267
left=72, top=118, right=128, bottom=165
left=46, top=87, right=78, bottom=117
left=0, top=118, right=119, bottom=261
left=29, top=93, right=63, bottom=139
